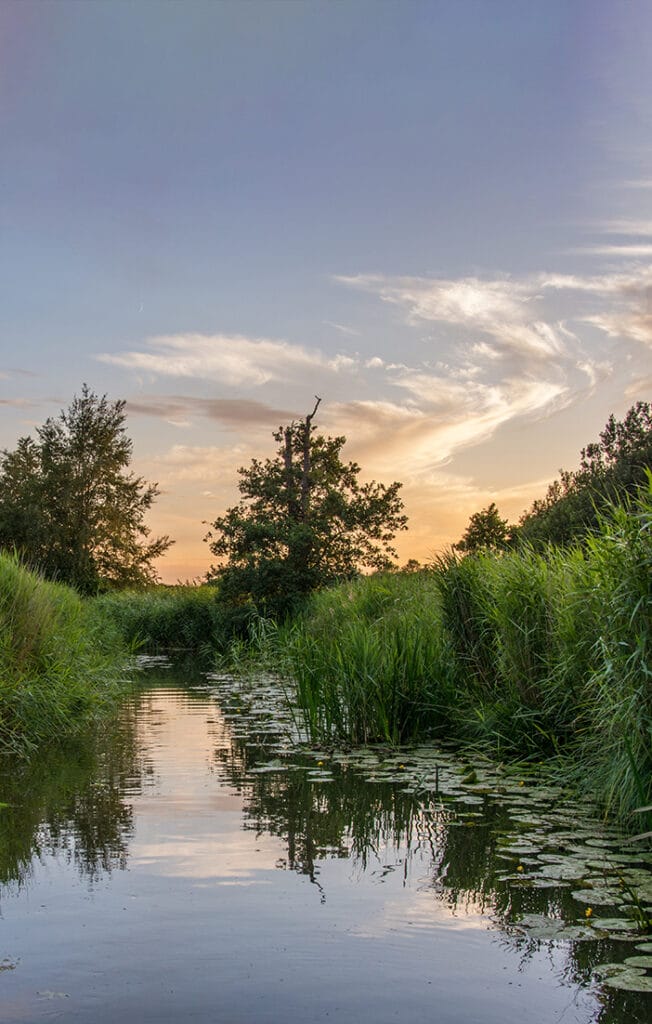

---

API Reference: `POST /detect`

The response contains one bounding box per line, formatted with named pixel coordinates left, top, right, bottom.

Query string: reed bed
left=276, top=572, right=452, bottom=745
left=0, top=553, right=126, bottom=756
left=94, top=584, right=228, bottom=653
left=274, top=478, right=652, bottom=821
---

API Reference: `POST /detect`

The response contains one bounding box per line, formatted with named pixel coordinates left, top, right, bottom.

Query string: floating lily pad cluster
left=205, top=669, right=652, bottom=996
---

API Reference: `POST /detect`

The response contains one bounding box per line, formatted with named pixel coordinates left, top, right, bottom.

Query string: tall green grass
left=273, top=478, right=652, bottom=821
left=0, top=553, right=127, bottom=755
left=94, top=585, right=233, bottom=654
left=271, top=572, right=453, bottom=744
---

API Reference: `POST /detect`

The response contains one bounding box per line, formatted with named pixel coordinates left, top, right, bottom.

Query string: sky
left=1, top=0, right=651, bottom=583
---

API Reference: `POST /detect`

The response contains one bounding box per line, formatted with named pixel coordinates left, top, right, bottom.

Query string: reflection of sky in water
left=0, top=681, right=634, bottom=1023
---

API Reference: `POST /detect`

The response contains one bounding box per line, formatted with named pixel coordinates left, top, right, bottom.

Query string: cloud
left=340, top=266, right=652, bottom=365
left=597, top=219, right=652, bottom=235
left=148, top=444, right=255, bottom=485
left=98, top=333, right=357, bottom=387
left=323, top=265, right=652, bottom=481
left=578, top=244, right=652, bottom=257
left=538, top=265, right=652, bottom=348
left=336, top=274, right=564, bottom=359
left=322, top=321, right=361, bottom=337
left=127, top=395, right=299, bottom=429
left=324, top=374, right=566, bottom=483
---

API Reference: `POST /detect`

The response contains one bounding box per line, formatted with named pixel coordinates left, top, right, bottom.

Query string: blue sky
left=1, top=1, right=651, bottom=579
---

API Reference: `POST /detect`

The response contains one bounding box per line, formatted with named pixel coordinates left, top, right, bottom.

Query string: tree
left=454, top=502, right=511, bottom=553
left=0, top=385, right=172, bottom=592
left=205, top=399, right=408, bottom=618
left=516, top=401, right=652, bottom=546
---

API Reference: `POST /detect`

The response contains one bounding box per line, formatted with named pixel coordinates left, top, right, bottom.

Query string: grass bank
left=0, top=553, right=127, bottom=756
left=270, top=479, right=652, bottom=822
left=94, top=584, right=233, bottom=654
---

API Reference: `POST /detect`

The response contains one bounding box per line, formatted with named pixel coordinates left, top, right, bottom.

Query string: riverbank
left=0, top=553, right=127, bottom=756
left=273, top=481, right=651, bottom=823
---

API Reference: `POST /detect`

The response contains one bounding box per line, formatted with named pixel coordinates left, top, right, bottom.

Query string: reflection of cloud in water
left=349, top=887, right=489, bottom=940
left=131, top=831, right=285, bottom=881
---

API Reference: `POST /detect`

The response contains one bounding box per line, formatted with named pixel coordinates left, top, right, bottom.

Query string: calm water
left=0, top=663, right=649, bottom=1023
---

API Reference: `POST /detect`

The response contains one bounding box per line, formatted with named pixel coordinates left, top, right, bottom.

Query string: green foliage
left=268, top=571, right=452, bottom=745
left=0, top=385, right=172, bottom=593
left=454, top=502, right=512, bottom=553
left=516, top=401, right=652, bottom=546
left=271, top=483, right=652, bottom=822
left=94, top=584, right=237, bottom=654
left=0, top=552, right=127, bottom=756
left=574, top=477, right=652, bottom=819
left=206, top=402, right=407, bottom=619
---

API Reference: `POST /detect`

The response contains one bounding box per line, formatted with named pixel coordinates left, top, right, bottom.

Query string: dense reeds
left=0, top=553, right=126, bottom=755
left=273, top=478, right=652, bottom=820
left=273, top=572, right=451, bottom=744
left=94, top=584, right=228, bottom=654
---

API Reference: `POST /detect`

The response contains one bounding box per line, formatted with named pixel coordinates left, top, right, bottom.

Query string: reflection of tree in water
left=213, top=712, right=650, bottom=1024
left=0, top=697, right=145, bottom=890
left=212, top=732, right=423, bottom=888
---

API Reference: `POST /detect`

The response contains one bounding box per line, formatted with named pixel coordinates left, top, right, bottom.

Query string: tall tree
left=205, top=400, right=407, bottom=618
left=454, top=502, right=511, bottom=553
left=0, top=385, right=172, bottom=592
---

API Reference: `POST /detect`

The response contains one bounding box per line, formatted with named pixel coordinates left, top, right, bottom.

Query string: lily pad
left=603, top=973, right=652, bottom=993
left=513, top=914, right=565, bottom=940
left=533, top=862, right=589, bottom=881
left=584, top=838, right=624, bottom=849
left=592, top=962, right=645, bottom=980
left=624, top=955, right=652, bottom=968
left=589, top=917, right=638, bottom=932
left=571, top=888, right=623, bottom=906
left=249, top=760, right=291, bottom=773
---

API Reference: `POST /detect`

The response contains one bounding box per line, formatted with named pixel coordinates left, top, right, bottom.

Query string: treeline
left=455, top=401, right=652, bottom=552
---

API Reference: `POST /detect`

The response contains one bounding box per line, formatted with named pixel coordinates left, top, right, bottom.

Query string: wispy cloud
left=322, top=320, right=361, bottom=337
left=328, top=265, right=652, bottom=479
left=578, top=244, right=652, bottom=257
left=597, top=219, right=652, bottom=235
left=538, top=265, right=652, bottom=348
left=98, top=333, right=356, bottom=387
left=0, top=397, right=37, bottom=408
left=341, top=266, right=652, bottom=361
left=336, top=273, right=565, bottom=360
left=127, top=395, right=298, bottom=429
left=323, top=375, right=567, bottom=483
left=148, top=444, right=256, bottom=486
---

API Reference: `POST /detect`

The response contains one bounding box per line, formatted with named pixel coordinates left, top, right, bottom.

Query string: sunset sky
left=1, top=0, right=651, bottom=582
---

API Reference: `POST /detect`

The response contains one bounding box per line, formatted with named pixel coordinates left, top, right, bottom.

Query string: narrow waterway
left=0, top=662, right=649, bottom=1023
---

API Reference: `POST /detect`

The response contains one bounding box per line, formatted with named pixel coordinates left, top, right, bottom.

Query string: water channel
left=0, top=661, right=650, bottom=1023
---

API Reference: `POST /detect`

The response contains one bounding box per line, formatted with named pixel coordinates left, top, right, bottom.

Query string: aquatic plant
left=276, top=571, right=453, bottom=744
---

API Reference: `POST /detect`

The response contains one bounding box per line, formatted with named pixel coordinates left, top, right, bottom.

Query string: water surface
left=0, top=663, right=649, bottom=1023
